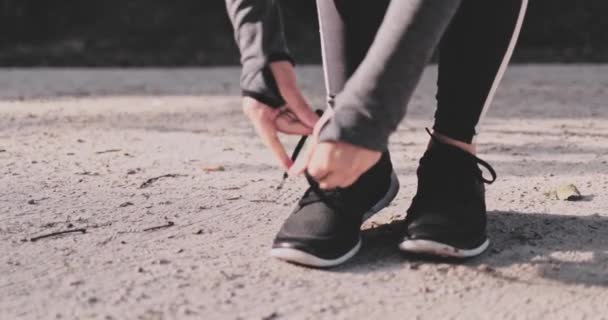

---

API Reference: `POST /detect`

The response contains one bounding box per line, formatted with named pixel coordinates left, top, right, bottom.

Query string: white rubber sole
left=270, top=171, right=400, bottom=268
left=270, top=239, right=361, bottom=268
left=398, top=238, right=490, bottom=258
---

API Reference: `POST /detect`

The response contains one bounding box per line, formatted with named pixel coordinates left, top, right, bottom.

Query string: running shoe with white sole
left=271, top=151, right=399, bottom=268
left=399, top=130, right=496, bottom=258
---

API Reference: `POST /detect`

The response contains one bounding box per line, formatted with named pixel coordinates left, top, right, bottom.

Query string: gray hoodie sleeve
left=225, top=0, right=294, bottom=108
left=318, top=0, right=462, bottom=151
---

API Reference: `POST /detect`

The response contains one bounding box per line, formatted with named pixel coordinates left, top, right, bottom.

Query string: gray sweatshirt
left=225, top=0, right=293, bottom=108
left=225, top=0, right=461, bottom=151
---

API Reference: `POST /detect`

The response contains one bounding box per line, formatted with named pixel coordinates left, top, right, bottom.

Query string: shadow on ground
left=334, top=211, right=608, bottom=287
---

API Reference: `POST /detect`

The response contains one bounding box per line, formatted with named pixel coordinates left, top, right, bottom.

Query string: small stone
left=119, top=201, right=134, bottom=208
left=70, top=280, right=85, bottom=286
left=261, top=312, right=279, bottom=320
left=477, top=264, right=495, bottom=273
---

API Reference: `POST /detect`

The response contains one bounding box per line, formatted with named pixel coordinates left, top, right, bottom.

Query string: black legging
left=317, top=0, right=528, bottom=143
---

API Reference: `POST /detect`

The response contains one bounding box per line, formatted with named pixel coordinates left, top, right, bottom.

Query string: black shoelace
left=275, top=109, right=345, bottom=210
left=276, top=109, right=323, bottom=189
left=278, top=124, right=495, bottom=190
left=425, top=128, right=497, bottom=184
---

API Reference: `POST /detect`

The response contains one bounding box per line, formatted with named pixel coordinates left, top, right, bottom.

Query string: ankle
left=429, top=131, right=476, bottom=155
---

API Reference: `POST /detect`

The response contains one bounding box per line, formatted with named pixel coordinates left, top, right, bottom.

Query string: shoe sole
left=270, top=171, right=400, bottom=268
left=398, top=238, right=490, bottom=258
left=270, top=239, right=362, bottom=268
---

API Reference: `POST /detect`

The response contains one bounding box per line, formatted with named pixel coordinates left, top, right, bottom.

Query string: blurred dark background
left=1, top=0, right=607, bottom=66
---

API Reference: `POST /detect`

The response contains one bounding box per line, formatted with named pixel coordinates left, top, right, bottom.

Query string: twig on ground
left=27, top=197, right=48, bottom=205
left=95, top=149, right=122, bottom=154
left=30, top=228, right=87, bottom=242
left=139, top=174, right=187, bottom=189
left=143, top=221, right=174, bottom=232
left=75, top=171, right=100, bottom=176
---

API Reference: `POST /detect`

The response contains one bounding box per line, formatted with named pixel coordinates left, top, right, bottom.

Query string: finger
left=268, top=62, right=319, bottom=128
left=318, top=172, right=347, bottom=190
left=275, top=112, right=313, bottom=135
left=306, top=145, right=332, bottom=181
left=284, top=93, right=319, bottom=128
left=288, top=139, right=316, bottom=176
left=251, top=118, right=292, bottom=170
left=308, top=163, right=331, bottom=182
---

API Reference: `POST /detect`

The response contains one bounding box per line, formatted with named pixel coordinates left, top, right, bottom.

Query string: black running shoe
left=271, top=151, right=400, bottom=268
left=399, top=130, right=496, bottom=258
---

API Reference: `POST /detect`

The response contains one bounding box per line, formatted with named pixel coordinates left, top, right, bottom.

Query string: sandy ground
left=1, top=66, right=608, bottom=320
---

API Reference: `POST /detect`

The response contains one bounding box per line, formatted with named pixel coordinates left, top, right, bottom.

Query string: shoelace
left=278, top=125, right=495, bottom=187
left=277, top=109, right=323, bottom=190
left=425, top=128, right=497, bottom=184
left=276, top=109, right=345, bottom=210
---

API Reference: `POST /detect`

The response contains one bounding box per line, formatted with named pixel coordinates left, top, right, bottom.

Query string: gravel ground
left=1, top=66, right=607, bottom=319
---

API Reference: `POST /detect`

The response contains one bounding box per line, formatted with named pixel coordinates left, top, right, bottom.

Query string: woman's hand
left=243, top=61, right=319, bottom=170
left=288, top=111, right=382, bottom=189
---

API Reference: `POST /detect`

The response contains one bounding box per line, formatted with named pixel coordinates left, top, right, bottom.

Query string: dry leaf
left=544, top=184, right=583, bottom=201
left=201, top=165, right=225, bottom=173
